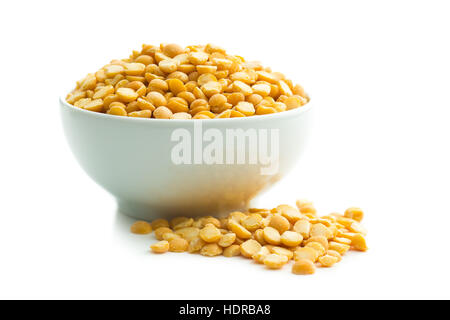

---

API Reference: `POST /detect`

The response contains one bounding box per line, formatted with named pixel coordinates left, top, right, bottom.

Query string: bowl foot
left=117, top=200, right=169, bottom=221
left=117, top=199, right=252, bottom=221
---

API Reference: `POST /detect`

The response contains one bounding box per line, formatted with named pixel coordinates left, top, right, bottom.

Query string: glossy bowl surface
left=60, top=96, right=312, bottom=220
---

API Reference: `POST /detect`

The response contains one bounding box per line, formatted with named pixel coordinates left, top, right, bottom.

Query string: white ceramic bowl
left=60, top=96, right=312, bottom=220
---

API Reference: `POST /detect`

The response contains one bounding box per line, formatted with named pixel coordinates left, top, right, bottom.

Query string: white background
left=1, top=0, right=449, bottom=300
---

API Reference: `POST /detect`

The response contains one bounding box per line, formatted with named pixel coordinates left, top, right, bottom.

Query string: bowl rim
left=59, top=94, right=312, bottom=124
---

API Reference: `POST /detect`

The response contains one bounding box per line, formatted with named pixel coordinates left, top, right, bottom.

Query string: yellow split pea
left=292, top=259, right=316, bottom=275
left=199, top=224, right=222, bottom=243
left=130, top=221, right=152, bottom=234
left=264, top=254, right=288, bottom=269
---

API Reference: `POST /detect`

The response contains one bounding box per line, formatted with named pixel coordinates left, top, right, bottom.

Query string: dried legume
left=130, top=221, right=152, bottom=234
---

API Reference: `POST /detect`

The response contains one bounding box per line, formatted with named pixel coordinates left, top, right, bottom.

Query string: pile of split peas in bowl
left=66, top=43, right=309, bottom=119
left=131, top=200, right=368, bottom=275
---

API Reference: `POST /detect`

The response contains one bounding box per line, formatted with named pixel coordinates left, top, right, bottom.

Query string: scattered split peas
left=133, top=201, right=368, bottom=275
left=67, top=43, right=309, bottom=119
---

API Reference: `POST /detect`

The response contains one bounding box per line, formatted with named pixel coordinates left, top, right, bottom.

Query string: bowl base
left=117, top=200, right=169, bottom=221
left=117, top=199, right=251, bottom=221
